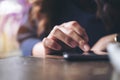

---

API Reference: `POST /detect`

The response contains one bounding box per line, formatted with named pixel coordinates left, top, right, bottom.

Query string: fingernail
left=83, top=44, right=90, bottom=51
left=70, top=41, right=77, bottom=48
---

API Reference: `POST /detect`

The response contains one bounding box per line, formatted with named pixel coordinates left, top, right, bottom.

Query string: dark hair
left=96, top=0, right=120, bottom=33
left=26, top=0, right=60, bottom=37
left=18, top=0, right=65, bottom=42
left=37, top=0, right=66, bottom=37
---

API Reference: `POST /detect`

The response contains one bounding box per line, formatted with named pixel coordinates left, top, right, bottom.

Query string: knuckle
left=70, top=21, right=80, bottom=29
left=53, top=25, right=59, bottom=30
left=67, top=30, right=74, bottom=35
left=61, top=22, right=66, bottom=26
left=49, top=40, right=56, bottom=48
left=63, top=21, right=79, bottom=29
left=70, top=21, right=78, bottom=24
left=43, top=38, right=56, bottom=49
left=70, top=21, right=78, bottom=26
left=52, top=26, right=60, bottom=34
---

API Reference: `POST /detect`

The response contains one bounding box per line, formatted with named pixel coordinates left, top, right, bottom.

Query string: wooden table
left=0, top=56, right=113, bottom=80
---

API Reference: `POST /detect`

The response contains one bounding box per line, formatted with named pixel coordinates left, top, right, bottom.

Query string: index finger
left=63, top=21, right=89, bottom=42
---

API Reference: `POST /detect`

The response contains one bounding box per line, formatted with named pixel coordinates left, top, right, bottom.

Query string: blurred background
left=0, top=0, right=33, bottom=58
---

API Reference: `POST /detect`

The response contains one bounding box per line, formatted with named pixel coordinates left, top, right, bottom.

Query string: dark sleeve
left=20, top=38, right=40, bottom=56
left=17, top=24, right=41, bottom=56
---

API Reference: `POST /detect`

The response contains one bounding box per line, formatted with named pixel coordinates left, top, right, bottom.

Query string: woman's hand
left=91, top=34, right=117, bottom=54
left=32, top=21, right=90, bottom=57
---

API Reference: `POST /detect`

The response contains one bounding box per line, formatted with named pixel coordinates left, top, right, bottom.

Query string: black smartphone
left=63, top=51, right=109, bottom=61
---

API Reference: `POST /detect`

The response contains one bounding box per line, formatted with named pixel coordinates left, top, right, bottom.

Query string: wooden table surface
left=0, top=56, right=113, bottom=80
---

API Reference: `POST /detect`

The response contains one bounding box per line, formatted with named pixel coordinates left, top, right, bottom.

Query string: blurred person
left=18, top=0, right=108, bottom=57
left=18, top=0, right=49, bottom=56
